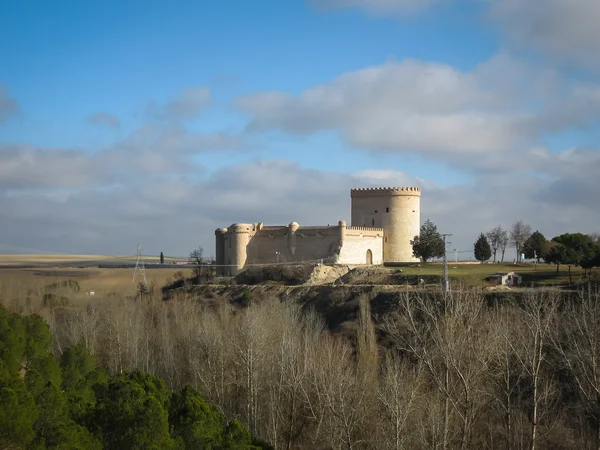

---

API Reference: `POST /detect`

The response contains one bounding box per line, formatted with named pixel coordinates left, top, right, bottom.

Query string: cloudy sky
left=1, top=0, right=599, bottom=258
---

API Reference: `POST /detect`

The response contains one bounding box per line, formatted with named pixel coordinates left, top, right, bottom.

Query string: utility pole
left=441, top=234, right=453, bottom=293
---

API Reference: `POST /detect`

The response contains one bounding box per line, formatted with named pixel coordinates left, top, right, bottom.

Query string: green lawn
left=391, top=262, right=596, bottom=287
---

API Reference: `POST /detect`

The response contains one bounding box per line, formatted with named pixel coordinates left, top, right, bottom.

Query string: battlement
left=346, top=226, right=384, bottom=232
left=350, top=186, right=421, bottom=197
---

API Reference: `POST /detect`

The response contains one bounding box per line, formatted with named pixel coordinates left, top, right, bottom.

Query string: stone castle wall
left=215, top=221, right=383, bottom=275
left=338, top=225, right=384, bottom=265
left=351, top=187, right=421, bottom=264
left=215, top=186, right=421, bottom=274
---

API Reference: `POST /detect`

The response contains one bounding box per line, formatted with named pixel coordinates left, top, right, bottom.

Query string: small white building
left=491, top=272, right=522, bottom=286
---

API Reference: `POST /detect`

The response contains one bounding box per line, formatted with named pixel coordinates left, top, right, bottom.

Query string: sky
left=1, top=0, right=599, bottom=259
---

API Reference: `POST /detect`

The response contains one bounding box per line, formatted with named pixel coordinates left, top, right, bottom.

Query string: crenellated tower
left=350, top=187, right=421, bottom=264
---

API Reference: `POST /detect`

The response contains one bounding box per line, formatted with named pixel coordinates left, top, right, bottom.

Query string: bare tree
left=307, top=336, right=371, bottom=450
left=512, top=291, right=559, bottom=450
left=385, top=290, right=496, bottom=450
left=553, top=287, right=600, bottom=450
left=377, top=353, right=424, bottom=450
left=510, top=221, right=532, bottom=264
left=487, top=306, right=528, bottom=450
left=499, top=231, right=509, bottom=263
left=487, top=226, right=506, bottom=263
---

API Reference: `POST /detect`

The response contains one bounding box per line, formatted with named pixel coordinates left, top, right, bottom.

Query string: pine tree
left=474, top=233, right=492, bottom=262
left=411, top=219, right=445, bottom=262
left=160, top=252, right=164, bottom=264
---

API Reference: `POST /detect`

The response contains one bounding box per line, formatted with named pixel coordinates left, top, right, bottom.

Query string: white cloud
left=1, top=157, right=599, bottom=258
left=148, top=87, right=212, bottom=120
left=489, top=0, right=600, bottom=69
left=234, top=55, right=600, bottom=169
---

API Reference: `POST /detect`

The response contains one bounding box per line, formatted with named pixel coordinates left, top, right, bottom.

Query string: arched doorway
left=366, top=249, right=373, bottom=265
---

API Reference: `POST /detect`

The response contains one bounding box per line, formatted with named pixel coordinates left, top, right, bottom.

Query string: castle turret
left=214, top=228, right=228, bottom=276
left=229, top=223, right=252, bottom=275
left=288, top=222, right=299, bottom=255
left=338, top=220, right=346, bottom=247
left=350, top=187, right=421, bottom=265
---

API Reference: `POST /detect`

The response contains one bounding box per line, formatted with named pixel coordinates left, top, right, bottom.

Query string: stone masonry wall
left=337, top=227, right=383, bottom=265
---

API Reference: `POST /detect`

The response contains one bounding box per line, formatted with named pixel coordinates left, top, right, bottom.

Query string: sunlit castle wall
left=350, top=187, right=421, bottom=264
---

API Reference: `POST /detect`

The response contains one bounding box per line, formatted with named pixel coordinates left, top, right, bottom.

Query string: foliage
left=523, top=230, right=548, bottom=262
left=474, top=233, right=492, bottom=262
left=160, top=252, right=164, bottom=264
left=548, top=233, right=600, bottom=283
left=411, top=219, right=445, bottom=263
left=0, top=304, right=263, bottom=450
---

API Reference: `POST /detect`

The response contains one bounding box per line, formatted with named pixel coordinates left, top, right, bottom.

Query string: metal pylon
left=132, top=244, right=148, bottom=291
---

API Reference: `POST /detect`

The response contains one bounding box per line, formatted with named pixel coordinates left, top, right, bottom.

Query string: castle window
left=386, top=207, right=389, bottom=213
left=385, top=237, right=387, bottom=242
left=375, top=210, right=378, bottom=213
left=372, top=219, right=375, bottom=226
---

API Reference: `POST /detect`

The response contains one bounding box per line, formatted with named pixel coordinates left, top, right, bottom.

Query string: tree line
left=0, top=303, right=266, bottom=449
left=3, top=280, right=600, bottom=449
left=410, top=219, right=600, bottom=276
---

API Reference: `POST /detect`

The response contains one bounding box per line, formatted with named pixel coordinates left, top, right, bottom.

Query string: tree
left=523, top=231, right=548, bottom=262
left=160, top=252, right=164, bottom=264
left=474, top=233, right=492, bottom=262
left=510, top=220, right=532, bottom=263
left=552, top=233, right=598, bottom=283
left=91, top=371, right=176, bottom=450
left=553, top=290, right=600, bottom=450
left=545, top=244, right=566, bottom=273
left=169, top=386, right=226, bottom=449
left=190, top=246, right=215, bottom=284
left=411, top=219, right=445, bottom=263
left=499, top=230, right=509, bottom=263
left=486, top=226, right=506, bottom=263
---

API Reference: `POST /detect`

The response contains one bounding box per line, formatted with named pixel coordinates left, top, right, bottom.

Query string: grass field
left=0, top=255, right=595, bottom=305
left=392, top=262, right=595, bottom=287
left=0, top=267, right=193, bottom=302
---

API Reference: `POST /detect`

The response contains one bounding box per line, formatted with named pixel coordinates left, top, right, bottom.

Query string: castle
left=215, top=187, right=421, bottom=275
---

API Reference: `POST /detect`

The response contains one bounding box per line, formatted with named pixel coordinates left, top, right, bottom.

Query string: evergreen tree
left=523, top=231, right=548, bottom=262
left=160, top=252, right=164, bottom=264
left=411, top=219, right=445, bottom=263
left=474, top=233, right=492, bottom=262
left=0, top=306, right=269, bottom=450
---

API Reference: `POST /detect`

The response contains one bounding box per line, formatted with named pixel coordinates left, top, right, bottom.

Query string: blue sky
left=1, top=0, right=599, bottom=257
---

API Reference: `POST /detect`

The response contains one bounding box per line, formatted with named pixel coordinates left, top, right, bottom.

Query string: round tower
left=229, top=223, right=252, bottom=275
left=350, top=187, right=421, bottom=265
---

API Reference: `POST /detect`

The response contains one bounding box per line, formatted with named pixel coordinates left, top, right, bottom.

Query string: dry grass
left=0, top=253, right=182, bottom=266
left=0, top=267, right=193, bottom=304
left=0, top=254, right=117, bottom=265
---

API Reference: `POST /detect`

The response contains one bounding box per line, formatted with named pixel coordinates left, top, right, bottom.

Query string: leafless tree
left=553, top=287, right=600, bottom=450
left=510, top=221, right=532, bottom=264
left=307, top=335, right=371, bottom=450
left=487, top=226, right=506, bottom=263
left=487, top=306, right=528, bottom=450
left=376, top=353, right=424, bottom=450
left=512, top=291, right=559, bottom=450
